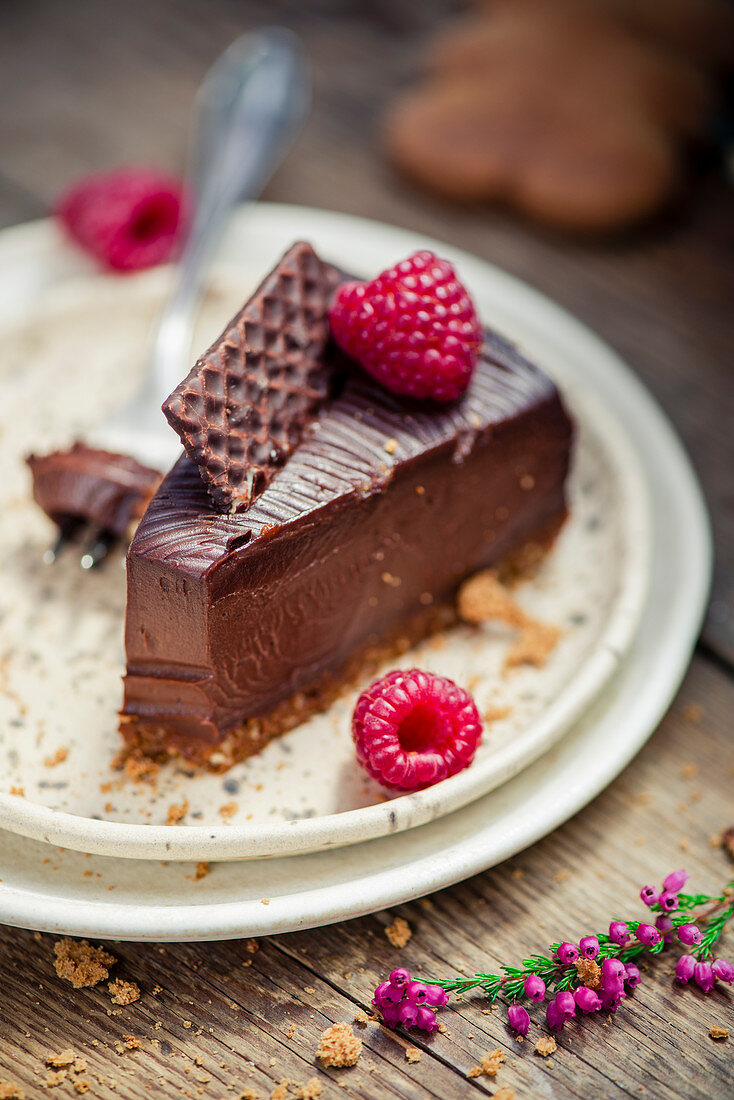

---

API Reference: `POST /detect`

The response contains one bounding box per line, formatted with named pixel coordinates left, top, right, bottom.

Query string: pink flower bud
left=636, top=923, right=662, bottom=947
left=546, top=1000, right=565, bottom=1031
left=694, top=962, right=715, bottom=992
left=398, top=1000, right=419, bottom=1027
left=601, top=958, right=626, bottom=983
left=658, top=891, right=679, bottom=912
left=373, top=980, right=403, bottom=1008
left=523, top=975, right=546, bottom=1002
left=623, top=963, right=640, bottom=989
left=712, top=958, right=734, bottom=983
left=414, top=1005, right=439, bottom=1033
left=600, top=990, right=625, bottom=1012
left=389, top=968, right=411, bottom=989
left=554, top=991, right=576, bottom=1018
left=555, top=942, right=580, bottom=965
left=662, top=869, right=688, bottom=894
left=677, top=924, right=702, bottom=946
left=423, top=983, right=449, bottom=1007
left=639, top=885, right=658, bottom=907
left=600, top=976, right=625, bottom=999
left=380, top=1003, right=401, bottom=1028
left=405, top=981, right=429, bottom=1005
left=574, top=986, right=601, bottom=1013
left=609, top=921, right=630, bottom=946
left=508, top=1004, right=530, bottom=1036
left=675, top=954, right=696, bottom=983
left=579, top=935, right=600, bottom=959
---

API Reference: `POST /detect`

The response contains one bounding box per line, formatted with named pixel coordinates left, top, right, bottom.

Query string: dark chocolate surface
left=27, top=443, right=161, bottom=538
left=122, top=330, right=573, bottom=747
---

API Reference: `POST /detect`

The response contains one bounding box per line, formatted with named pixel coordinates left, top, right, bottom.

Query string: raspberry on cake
left=118, top=241, right=573, bottom=771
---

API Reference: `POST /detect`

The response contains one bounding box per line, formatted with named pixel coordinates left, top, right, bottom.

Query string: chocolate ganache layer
left=120, top=326, right=573, bottom=768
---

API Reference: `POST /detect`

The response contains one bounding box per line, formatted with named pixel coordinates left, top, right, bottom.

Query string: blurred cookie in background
left=383, top=0, right=733, bottom=233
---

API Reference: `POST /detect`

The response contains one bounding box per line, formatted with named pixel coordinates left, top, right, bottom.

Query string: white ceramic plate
left=0, top=207, right=651, bottom=861
left=0, top=207, right=709, bottom=939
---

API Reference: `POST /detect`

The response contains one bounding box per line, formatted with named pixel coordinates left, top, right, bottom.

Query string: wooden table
left=1, top=3, right=732, bottom=1097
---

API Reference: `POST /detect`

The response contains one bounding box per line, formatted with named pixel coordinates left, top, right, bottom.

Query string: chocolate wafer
left=163, top=241, right=341, bottom=512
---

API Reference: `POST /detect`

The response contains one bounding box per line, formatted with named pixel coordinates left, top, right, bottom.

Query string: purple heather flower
left=423, top=983, right=449, bottom=1007
left=694, top=962, right=715, bottom=992
left=380, top=1003, right=402, bottom=1028
left=675, top=954, right=696, bottom=983
left=389, top=968, right=411, bottom=989
left=600, top=976, right=625, bottom=1000
left=554, top=991, right=577, bottom=1018
left=574, top=986, right=601, bottom=1013
left=406, top=981, right=429, bottom=1005
left=712, top=958, right=734, bottom=983
left=546, top=999, right=565, bottom=1031
left=524, top=974, right=546, bottom=1002
left=374, top=981, right=403, bottom=1008
left=658, top=891, right=680, bottom=912
left=600, top=990, right=625, bottom=1012
left=508, top=1004, right=530, bottom=1036
left=636, top=923, right=662, bottom=947
left=609, top=921, right=631, bottom=946
left=677, top=924, right=702, bottom=946
left=655, top=914, right=674, bottom=943
left=556, top=942, right=580, bottom=965
left=601, top=958, right=626, bottom=983
left=640, top=885, right=658, bottom=907
left=398, top=1000, right=419, bottom=1027
left=579, top=935, right=600, bottom=960
left=662, top=869, right=688, bottom=894
left=414, top=1005, right=439, bottom=1033
left=623, top=963, right=640, bottom=990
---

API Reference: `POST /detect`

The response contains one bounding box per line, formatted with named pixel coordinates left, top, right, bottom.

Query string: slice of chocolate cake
left=119, top=245, right=573, bottom=769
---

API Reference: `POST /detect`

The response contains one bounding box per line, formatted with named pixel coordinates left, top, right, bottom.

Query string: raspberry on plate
left=329, top=250, right=482, bottom=402
left=56, top=167, right=184, bottom=272
left=352, top=668, right=483, bottom=791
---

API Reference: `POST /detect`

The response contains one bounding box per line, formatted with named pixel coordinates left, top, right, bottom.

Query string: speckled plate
left=0, top=206, right=651, bottom=862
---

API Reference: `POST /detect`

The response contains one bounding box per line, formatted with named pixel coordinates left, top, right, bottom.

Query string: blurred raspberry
left=56, top=167, right=184, bottom=272
left=352, top=667, right=482, bottom=791
left=329, top=250, right=482, bottom=402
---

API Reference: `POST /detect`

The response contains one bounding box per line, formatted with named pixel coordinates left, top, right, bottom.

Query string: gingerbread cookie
left=383, top=0, right=713, bottom=231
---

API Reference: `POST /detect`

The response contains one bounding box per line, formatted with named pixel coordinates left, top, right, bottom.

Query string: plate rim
left=0, top=205, right=650, bottom=859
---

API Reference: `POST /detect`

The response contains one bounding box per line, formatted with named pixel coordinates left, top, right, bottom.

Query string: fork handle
left=133, top=28, right=310, bottom=420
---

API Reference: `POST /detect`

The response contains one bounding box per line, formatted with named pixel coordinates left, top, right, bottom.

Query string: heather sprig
left=370, top=872, right=733, bottom=1039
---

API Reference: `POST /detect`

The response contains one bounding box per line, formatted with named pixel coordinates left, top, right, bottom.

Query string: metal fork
left=46, top=27, right=310, bottom=568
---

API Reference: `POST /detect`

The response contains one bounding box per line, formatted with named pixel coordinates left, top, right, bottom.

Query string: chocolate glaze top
left=131, top=329, right=560, bottom=577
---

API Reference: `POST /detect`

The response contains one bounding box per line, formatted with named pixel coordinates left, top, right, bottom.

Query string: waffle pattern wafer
left=163, top=242, right=342, bottom=512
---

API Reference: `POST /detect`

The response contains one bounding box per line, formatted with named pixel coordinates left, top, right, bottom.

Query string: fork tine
left=80, top=530, right=116, bottom=570
left=43, top=518, right=84, bottom=565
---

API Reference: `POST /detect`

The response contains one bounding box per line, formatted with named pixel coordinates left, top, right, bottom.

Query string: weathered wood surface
left=0, top=2, right=732, bottom=1097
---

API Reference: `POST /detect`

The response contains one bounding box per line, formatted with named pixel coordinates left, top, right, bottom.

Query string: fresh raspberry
left=329, top=250, right=483, bottom=402
left=352, top=668, right=482, bottom=791
left=56, top=167, right=184, bottom=272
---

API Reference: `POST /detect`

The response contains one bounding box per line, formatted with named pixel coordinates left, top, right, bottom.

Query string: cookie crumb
left=43, top=1071, right=67, bottom=1088
left=458, top=570, right=526, bottom=627
left=44, top=747, right=68, bottom=767
left=8, top=786, right=24, bottom=796
left=219, top=801, right=238, bottom=820
left=353, top=1009, right=369, bottom=1025
left=317, top=1023, right=362, bottom=1067
left=575, top=958, right=601, bottom=990
left=166, top=800, right=189, bottom=826
left=385, top=917, right=412, bottom=948
left=494, top=1089, right=515, bottom=1100
left=680, top=761, right=699, bottom=780
left=683, top=703, right=704, bottom=723
left=709, top=1025, right=728, bottom=1041
left=405, top=1047, right=422, bottom=1064
left=108, top=979, right=141, bottom=1005
left=270, top=1082, right=289, bottom=1100
left=294, top=1080, right=322, bottom=1100
left=505, top=620, right=560, bottom=669
left=45, top=1051, right=76, bottom=1069
left=53, top=938, right=116, bottom=988
left=0, top=1084, right=25, bottom=1099
left=553, top=869, right=570, bottom=884
left=467, top=1048, right=505, bottom=1078
left=236, top=1090, right=259, bottom=1100
left=120, top=751, right=159, bottom=786
left=72, top=1082, right=90, bottom=1096
left=193, top=861, right=209, bottom=880
left=535, top=1036, right=557, bottom=1057
left=123, top=1035, right=141, bottom=1050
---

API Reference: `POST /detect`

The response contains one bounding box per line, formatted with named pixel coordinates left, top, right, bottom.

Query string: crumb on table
left=53, top=938, right=116, bottom=988
left=405, top=1046, right=422, bottom=1063
left=467, top=1048, right=505, bottom=1078
left=108, top=978, right=141, bottom=1005
left=535, top=1035, right=557, bottom=1057
left=293, top=1081, right=322, bottom=1100
left=317, top=1023, right=362, bottom=1067
left=709, top=1025, right=729, bottom=1041
left=385, top=917, right=412, bottom=948
left=0, top=1083, right=25, bottom=1099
